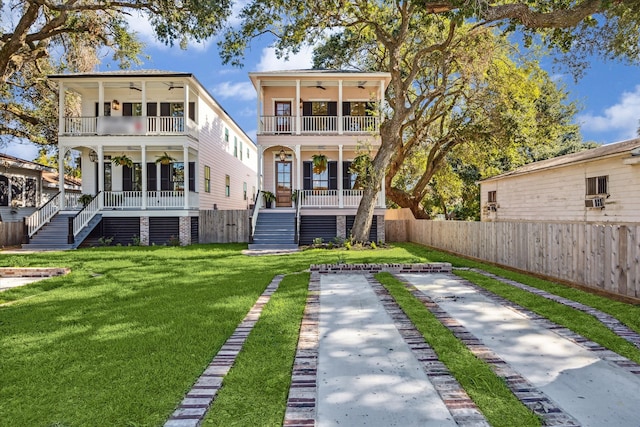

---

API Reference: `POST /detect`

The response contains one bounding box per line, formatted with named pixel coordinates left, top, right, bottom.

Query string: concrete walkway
left=290, top=268, right=640, bottom=427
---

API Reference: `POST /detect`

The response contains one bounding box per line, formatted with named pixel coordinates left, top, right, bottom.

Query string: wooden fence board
left=386, top=219, right=640, bottom=300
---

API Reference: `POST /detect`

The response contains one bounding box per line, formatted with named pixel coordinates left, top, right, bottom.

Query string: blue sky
left=4, top=11, right=640, bottom=161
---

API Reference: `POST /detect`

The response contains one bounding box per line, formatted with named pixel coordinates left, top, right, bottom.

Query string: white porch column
left=141, top=145, right=147, bottom=210
left=338, top=145, right=344, bottom=208
left=338, top=80, right=343, bottom=135
left=258, top=146, right=265, bottom=191
left=141, top=81, right=147, bottom=131
left=256, top=79, right=262, bottom=135
left=380, top=79, right=386, bottom=120
left=97, top=145, right=104, bottom=209
left=98, top=82, right=104, bottom=116
left=58, top=81, right=65, bottom=134
left=183, top=145, right=189, bottom=210
left=295, top=145, right=301, bottom=190
left=58, top=146, right=66, bottom=209
left=296, top=79, right=301, bottom=135
left=184, top=83, right=190, bottom=130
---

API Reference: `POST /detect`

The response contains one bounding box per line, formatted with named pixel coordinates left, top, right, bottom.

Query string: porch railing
left=72, top=192, right=101, bottom=238
left=62, top=116, right=198, bottom=138
left=250, top=191, right=264, bottom=241
left=298, top=189, right=385, bottom=208
left=103, top=191, right=195, bottom=209
left=259, top=115, right=380, bottom=134
left=25, top=192, right=61, bottom=238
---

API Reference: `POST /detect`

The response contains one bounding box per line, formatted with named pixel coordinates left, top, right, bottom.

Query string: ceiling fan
left=129, top=83, right=142, bottom=92
left=166, top=82, right=184, bottom=91
left=315, top=82, right=326, bottom=90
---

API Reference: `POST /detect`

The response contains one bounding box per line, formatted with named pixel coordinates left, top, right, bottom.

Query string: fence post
left=22, top=218, right=29, bottom=244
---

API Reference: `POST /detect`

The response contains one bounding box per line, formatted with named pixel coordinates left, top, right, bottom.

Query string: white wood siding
left=481, top=155, right=640, bottom=223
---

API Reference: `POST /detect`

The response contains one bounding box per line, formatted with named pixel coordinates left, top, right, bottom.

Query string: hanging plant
left=155, top=152, right=177, bottom=165
left=111, top=154, right=133, bottom=168
left=312, top=154, right=328, bottom=174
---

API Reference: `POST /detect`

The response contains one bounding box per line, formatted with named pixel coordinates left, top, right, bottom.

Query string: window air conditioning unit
left=585, top=197, right=604, bottom=208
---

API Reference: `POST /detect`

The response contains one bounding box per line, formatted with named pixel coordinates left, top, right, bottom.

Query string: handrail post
left=22, top=218, right=29, bottom=244
left=67, top=216, right=74, bottom=245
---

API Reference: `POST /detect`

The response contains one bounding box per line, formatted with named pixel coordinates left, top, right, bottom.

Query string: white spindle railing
left=260, top=116, right=295, bottom=133
left=73, top=194, right=100, bottom=237
left=103, top=191, right=186, bottom=209
left=343, top=116, right=379, bottom=133
left=25, top=192, right=61, bottom=237
left=301, top=116, right=338, bottom=133
left=63, top=117, right=97, bottom=134
left=65, top=193, right=82, bottom=209
left=298, top=189, right=385, bottom=208
left=62, top=116, right=191, bottom=136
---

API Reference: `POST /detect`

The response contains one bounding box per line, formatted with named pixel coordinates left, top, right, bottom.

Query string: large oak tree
left=221, top=0, right=640, bottom=242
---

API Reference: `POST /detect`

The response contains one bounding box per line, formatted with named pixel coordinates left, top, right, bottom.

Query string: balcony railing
left=259, top=115, right=380, bottom=135
left=62, top=116, right=198, bottom=138
left=298, top=189, right=385, bottom=208
left=103, top=191, right=198, bottom=209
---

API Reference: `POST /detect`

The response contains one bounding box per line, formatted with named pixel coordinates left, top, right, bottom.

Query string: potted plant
left=155, top=152, right=176, bottom=165
left=78, top=194, right=94, bottom=207
left=291, top=190, right=303, bottom=207
left=312, top=154, right=328, bottom=174
left=111, top=154, right=133, bottom=168
left=262, top=191, right=276, bottom=208
left=10, top=200, right=20, bottom=214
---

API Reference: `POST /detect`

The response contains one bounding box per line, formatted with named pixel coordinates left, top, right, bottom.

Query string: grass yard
left=1, top=242, right=639, bottom=426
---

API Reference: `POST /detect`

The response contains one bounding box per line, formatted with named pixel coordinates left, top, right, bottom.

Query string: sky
left=3, top=10, right=640, bottom=162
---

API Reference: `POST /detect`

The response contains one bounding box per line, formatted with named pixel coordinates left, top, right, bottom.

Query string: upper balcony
left=60, top=115, right=198, bottom=139
left=249, top=70, right=392, bottom=138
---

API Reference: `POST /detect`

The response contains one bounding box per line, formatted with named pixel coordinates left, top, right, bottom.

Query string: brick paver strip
left=451, top=272, right=640, bottom=376
left=465, top=268, right=640, bottom=351
left=393, top=274, right=580, bottom=427
left=366, top=274, right=490, bottom=427
left=283, top=271, right=320, bottom=426
left=164, top=275, right=284, bottom=427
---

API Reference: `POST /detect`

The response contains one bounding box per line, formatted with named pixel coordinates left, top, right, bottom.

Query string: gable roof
left=480, top=138, right=640, bottom=183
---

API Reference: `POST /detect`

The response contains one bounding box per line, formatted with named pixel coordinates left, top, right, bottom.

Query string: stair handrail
left=294, top=189, right=301, bottom=244
left=24, top=192, right=61, bottom=238
left=249, top=191, right=264, bottom=242
left=72, top=192, right=101, bottom=238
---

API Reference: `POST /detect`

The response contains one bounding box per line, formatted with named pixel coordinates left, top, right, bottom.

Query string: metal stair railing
left=24, top=192, right=61, bottom=239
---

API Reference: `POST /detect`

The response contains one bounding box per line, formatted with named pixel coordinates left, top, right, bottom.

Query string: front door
left=275, top=101, right=292, bottom=133
left=276, top=161, right=292, bottom=207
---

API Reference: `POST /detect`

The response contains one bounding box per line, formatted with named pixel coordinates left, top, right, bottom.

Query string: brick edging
left=0, top=267, right=70, bottom=278
left=465, top=268, right=640, bottom=351
left=164, top=275, right=284, bottom=427
left=392, top=274, right=580, bottom=426
left=310, top=263, right=451, bottom=274
left=367, top=274, right=490, bottom=427
left=283, top=271, right=320, bottom=426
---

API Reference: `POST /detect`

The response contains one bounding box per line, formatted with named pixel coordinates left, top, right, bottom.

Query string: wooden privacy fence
left=386, top=218, right=640, bottom=300
left=0, top=222, right=24, bottom=247
left=199, top=210, right=250, bottom=243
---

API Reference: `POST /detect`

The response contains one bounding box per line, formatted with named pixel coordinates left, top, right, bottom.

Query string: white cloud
left=2, top=141, right=40, bottom=162
left=256, top=45, right=314, bottom=71
left=126, top=11, right=209, bottom=52
left=211, top=81, right=256, bottom=101
left=577, top=85, right=640, bottom=141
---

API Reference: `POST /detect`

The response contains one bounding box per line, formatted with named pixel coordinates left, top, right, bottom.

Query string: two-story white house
left=24, top=70, right=257, bottom=249
left=248, top=70, right=391, bottom=248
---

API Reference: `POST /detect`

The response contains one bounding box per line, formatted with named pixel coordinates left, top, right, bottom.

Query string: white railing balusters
left=25, top=192, right=61, bottom=237
left=73, top=193, right=100, bottom=237
left=298, top=189, right=384, bottom=208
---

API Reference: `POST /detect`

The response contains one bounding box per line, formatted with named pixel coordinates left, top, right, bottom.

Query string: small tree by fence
left=386, top=213, right=640, bottom=300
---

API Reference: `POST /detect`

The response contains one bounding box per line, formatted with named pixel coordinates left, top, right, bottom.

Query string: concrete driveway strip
left=316, top=273, right=458, bottom=427
left=401, top=273, right=640, bottom=427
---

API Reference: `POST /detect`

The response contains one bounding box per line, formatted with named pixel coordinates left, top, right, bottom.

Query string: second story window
left=234, top=137, right=238, bottom=157
left=586, top=175, right=608, bottom=196
left=488, top=191, right=497, bottom=203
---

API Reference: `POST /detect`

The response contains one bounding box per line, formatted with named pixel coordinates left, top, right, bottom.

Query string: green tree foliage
left=1, top=0, right=231, bottom=149
left=221, top=0, right=640, bottom=242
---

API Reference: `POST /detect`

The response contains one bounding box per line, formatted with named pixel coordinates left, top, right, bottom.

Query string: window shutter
left=343, top=161, right=353, bottom=189
left=95, top=102, right=99, bottom=117
left=147, top=103, right=157, bottom=116
left=342, top=102, right=351, bottom=116
left=123, top=103, right=133, bottom=117
left=328, top=161, right=338, bottom=190
left=122, top=166, right=133, bottom=191
left=328, top=102, right=337, bottom=116
left=160, top=102, right=170, bottom=117
left=188, top=102, right=195, bottom=121
left=303, top=161, right=312, bottom=190
left=303, top=102, right=312, bottom=117
left=147, top=163, right=157, bottom=191
left=160, top=164, right=171, bottom=190
left=189, top=162, right=196, bottom=191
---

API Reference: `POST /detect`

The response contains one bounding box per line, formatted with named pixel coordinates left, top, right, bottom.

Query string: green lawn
left=1, top=242, right=639, bottom=426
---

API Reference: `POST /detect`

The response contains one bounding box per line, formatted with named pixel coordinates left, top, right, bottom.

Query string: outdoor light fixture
left=279, top=148, right=286, bottom=161
left=88, top=150, right=98, bottom=163
left=111, top=99, right=120, bottom=110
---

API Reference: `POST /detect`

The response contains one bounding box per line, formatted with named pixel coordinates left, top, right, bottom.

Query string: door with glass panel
left=275, top=101, right=292, bottom=133
left=276, top=161, right=292, bottom=207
